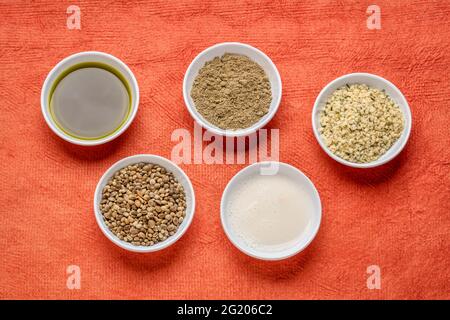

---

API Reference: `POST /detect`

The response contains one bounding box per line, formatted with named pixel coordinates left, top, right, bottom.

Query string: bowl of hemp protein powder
left=183, top=42, right=282, bottom=137
left=312, top=73, right=412, bottom=168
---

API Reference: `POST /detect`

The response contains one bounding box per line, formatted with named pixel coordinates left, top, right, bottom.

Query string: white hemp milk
left=226, top=173, right=314, bottom=251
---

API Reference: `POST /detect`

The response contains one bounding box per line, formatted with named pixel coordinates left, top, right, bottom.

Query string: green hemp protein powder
left=191, top=53, right=272, bottom=130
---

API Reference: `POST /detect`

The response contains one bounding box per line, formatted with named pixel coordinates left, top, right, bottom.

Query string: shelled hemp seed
left=319, top=84, right=405, bottom=163
left=100, top=163, right=186, bottom=246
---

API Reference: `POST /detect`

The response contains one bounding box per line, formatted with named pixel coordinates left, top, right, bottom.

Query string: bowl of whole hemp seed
left=312, top=73, right=412, bottom=168
left=94, top=154, right=195, bottom=252
left=183, top=42, right=282, bottom=137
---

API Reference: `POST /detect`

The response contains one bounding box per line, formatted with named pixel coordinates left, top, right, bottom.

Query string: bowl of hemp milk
left=220, top=161, right=322, bottom=260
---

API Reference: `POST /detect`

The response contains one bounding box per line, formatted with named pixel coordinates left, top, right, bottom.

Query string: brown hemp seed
left=100, top=163, right=187, bottom=246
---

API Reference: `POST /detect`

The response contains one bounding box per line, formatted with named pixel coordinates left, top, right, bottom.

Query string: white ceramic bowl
left=312, top=73, right=412, bottom=168
left=183, top=42, right=282, bottom=137
left=220, top=162, right=322, bottom=260
left=41, top=51, right=139, bottom=146
left=94, top=154, right=195, bottom=253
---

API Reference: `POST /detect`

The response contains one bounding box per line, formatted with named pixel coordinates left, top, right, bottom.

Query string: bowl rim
left=220, top=161, right=322, bottom=261
left=93, top=154, right=195, bottom=253
left=41, top=51, right=140, bottom=146
left=183, top=42, right=282, bottom=137
left=311, top=72, right=412, bottom=168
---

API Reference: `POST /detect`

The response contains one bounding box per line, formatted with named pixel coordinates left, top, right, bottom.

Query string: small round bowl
left=41, top=51, right=139, bottom=146
left=94, top=154, right=195, bottom=253
left=312, top=73, right=412, bottom=168
left=220, top=162, right=322, bottom=260
left=183, top=42, right=282, bottom=137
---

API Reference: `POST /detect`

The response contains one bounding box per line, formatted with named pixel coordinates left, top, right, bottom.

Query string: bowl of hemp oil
left=41, top=51, right=139, bottom=146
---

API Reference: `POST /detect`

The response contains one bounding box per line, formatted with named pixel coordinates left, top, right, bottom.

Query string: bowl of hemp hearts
left=183, top=42, right=282, bottom=137
left=94, top=154, right=195, bottom=252
left=312, top=73, right=412, bottom=168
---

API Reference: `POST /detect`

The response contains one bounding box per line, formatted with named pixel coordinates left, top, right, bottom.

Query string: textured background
left=0, top=0, right=449, bottom=299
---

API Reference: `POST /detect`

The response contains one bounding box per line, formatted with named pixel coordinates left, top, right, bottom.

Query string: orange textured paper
left=0, top=0, right=449, bottom=300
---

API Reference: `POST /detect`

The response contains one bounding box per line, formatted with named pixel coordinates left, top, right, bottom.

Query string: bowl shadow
left=332, top=147, right=409, bottom=186
left=47, top=123, right=135, bottom=161
left=228, top=241, right=317, bottom=281
left=100, top=234, right=189, bottom=271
